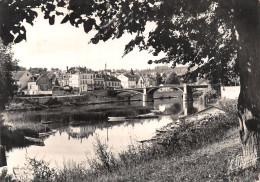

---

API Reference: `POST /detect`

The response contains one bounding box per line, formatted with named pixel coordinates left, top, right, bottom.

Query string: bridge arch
left=146, top=86, right=184, bottom=95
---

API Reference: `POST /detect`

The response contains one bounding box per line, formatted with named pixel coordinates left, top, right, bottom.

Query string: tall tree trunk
left=236, top=0, right=260, bottom=167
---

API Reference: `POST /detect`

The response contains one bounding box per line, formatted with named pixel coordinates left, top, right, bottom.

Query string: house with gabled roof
left=117, top=73, right=136, bottom=88
left=12, top=71, right=32, bottom=92
left=26, top=73, right=54, bottom=95
left=103, top=75, right=121, bottom=90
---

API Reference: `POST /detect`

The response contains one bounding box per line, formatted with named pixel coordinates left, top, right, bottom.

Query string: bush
left=216, top=99, right=237, bottom=115
left=87, top=136, right=119, bottom=174
left=13, top=155, right=55, bottom=182
left=0, top=168, right=17, bottom=182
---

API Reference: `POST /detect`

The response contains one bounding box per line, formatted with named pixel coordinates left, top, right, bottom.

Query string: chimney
left=66, top=66, right=68, bottom=72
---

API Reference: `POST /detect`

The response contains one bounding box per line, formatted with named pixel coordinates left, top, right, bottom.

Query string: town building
left=80, top=69, right=94, bottom=92
left=27, top=75, right=39, bottom=95
left=103, top=75, right=121, bottom=90
left=136, top=75, right=146, bottom=88
left=26, top=74, right=52, bottom=95
left=12, top=71, right=32, bottom=92
left=117, top=74, right=136, bottom=88
left=60, top=73, right=70, bottom=87
left=93, top=73, right=104, bottom=90
left=66, top=67, right=95, bottom=93
left=68, top=72, right=80, bottom=90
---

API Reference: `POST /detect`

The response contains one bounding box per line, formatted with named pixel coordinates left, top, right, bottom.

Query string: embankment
left=7, top=90, right=182, bottom=111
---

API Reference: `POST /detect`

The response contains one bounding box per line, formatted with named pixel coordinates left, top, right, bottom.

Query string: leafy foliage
left=0, top=0, right=69, bottom=44
left=13, top=155, right=55, bottom=182
left=155, top=72, right=163, bottom=86
left=165, top=71, right=180, bottom=84
left=0, top=41, right=17, bottom=111
left=0, top=0, right=247, bottom=85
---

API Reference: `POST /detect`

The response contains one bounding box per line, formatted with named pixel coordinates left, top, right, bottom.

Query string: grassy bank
left=0, top=115, right=50, bottom=151
left=2, top=100, right=259, bottom=182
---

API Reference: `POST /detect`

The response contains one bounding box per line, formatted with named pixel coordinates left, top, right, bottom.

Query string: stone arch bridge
left=111, top=84, right=209, bottom=102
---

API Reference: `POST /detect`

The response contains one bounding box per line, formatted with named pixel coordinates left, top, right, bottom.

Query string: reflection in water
left=68, top=125, right=97, bottom=142
left=5, top=97, right=206, bottom=171
left=6, top=117, right=173, bottom=171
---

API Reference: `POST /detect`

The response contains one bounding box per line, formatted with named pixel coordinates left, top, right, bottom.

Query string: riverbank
left=6, top=90, right=182, bottom=112
left=2, top=99, right=258, bottom=182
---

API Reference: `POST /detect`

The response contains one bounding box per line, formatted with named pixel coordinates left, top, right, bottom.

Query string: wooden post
left=128, top=96, right=131, bottom=105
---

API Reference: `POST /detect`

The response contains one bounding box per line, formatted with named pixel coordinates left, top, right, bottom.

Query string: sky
left=12, top=10, right=167, bottom=71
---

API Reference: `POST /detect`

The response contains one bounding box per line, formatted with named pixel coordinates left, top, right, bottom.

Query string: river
left=3, top=95, right=206, bottom=171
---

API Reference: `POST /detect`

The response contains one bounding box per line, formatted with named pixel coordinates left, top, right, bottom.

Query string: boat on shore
left=108, top=117, right=127, bottom=122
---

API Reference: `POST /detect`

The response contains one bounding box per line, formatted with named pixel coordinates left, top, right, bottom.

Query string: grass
left=2, top=99, right=260, bottom=182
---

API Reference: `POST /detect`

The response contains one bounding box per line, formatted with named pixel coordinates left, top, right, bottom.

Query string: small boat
left=39, top=130, right=57, bottom=137
left=24, top=136, right=44, bottom=144
left=108, top=117, right=127, bottom=122
left=41, top=121, right=52, bottom=124
left=133, top=113, right=159, bottom=119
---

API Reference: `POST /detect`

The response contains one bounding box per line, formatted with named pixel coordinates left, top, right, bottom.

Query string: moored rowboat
left=39, top=130, right=57, bottom=137
left=41, top=121, right=52, bottom=124
left=24, top=136, right=43, bottom=143
left=108, top=117, right=127, bottom=122
left=132, top=113, right=159, bottom=119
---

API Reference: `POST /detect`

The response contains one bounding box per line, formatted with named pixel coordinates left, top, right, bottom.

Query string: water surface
left=4, top=96, right=205, bottom=171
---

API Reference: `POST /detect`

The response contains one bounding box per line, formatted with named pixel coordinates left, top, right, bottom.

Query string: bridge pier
left=183, top=100, right=194, bottom=116
left=143, top=87, right=147, bottom=102
left=143, top=87, right=154, bottom=102
left=183, top=84, right=193, bottom=102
